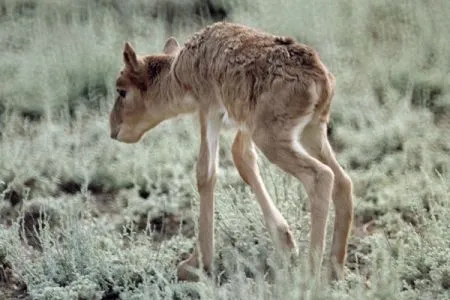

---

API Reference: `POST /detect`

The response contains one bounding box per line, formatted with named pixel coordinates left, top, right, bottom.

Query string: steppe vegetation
left=0, top=0, right=449, bottom=299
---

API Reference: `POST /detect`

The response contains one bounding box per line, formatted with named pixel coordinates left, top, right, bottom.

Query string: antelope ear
left=163, top=37, right=180, bottom=56
left=123, top=42, right=138, bottom=71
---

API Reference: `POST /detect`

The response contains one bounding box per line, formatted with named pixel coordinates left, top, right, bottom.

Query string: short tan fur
left=109, top=22, right=353, bottom=281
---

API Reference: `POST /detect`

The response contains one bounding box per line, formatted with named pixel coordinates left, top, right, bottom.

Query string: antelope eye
left=117, top=89, right=127, bottom=98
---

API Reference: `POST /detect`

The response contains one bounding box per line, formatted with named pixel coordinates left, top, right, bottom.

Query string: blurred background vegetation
left=0, top=0, right=449, bottom=299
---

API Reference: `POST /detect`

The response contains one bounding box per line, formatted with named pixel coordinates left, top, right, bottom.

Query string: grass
left=0, top=0, right=449, bottom=299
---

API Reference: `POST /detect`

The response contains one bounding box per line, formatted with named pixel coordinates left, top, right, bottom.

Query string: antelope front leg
left=177, top=110, right=221, bottom=281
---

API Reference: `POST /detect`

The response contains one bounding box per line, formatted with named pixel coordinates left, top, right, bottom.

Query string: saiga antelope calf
left=109, top=22, right=353, bottom=281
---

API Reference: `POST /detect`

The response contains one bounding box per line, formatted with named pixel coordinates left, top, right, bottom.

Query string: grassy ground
left=0, top=0, right=449, bottom=299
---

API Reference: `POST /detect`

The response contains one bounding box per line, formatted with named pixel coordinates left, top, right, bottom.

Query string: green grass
left=0, top=0, right=449, bottom=299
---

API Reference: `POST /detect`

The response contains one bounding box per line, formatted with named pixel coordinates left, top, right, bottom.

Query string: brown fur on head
left=109, top=38, right=181, bottom=143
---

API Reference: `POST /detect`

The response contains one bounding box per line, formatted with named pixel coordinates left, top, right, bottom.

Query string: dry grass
left=0, top=0, right=449, bottom=299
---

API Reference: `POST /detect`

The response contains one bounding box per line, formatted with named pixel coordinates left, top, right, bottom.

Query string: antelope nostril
left=110, top=129, right=118, bottom=139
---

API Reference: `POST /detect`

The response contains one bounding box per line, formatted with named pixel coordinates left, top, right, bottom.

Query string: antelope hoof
left=177, top=254, right=212, bottom=282
left=177, top=255, right=200, bottom=281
